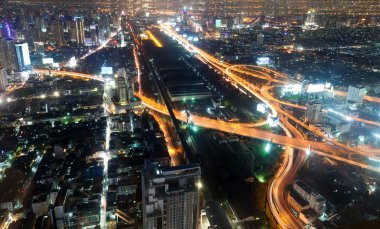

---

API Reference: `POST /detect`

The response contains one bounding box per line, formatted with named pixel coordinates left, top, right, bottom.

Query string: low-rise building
left=32, top=194, right=50, bottom=217
left=293, top=180, right=326, bottom=215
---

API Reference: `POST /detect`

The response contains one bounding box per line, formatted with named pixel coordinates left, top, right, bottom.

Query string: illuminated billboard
left=307, top=84, right=325, bottom=93
left=256, top=57, right=270, bottom=66
left=42, top=58, right=54, bottom=64
left=282, top=84, right=302, bottom=94
left=101, top=67, right=113, bottom=75
left=215, top=19, right=222, bottom=28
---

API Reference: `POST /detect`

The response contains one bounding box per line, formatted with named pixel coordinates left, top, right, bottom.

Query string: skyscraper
left=142, top=163, right=201, bottom=229
left=346, top=86, right=366, bottom=105
left=15, top=42, right=32, bottom=71
left=0, top=67, right=8, bottom=91
left=52, top=21, right=64, bottom=46
left=257, top=33, right=264, bottom=45
left=74, top=16, right=85, bottom=44
left=0, top=38, right=19, bottom=71
left=302, top=9, right=318, bottom=30
left=1, top=21, right=15, bottom=40
left=306, top=103, right=322, bottom=124
left=116, top=68, right=129, bottom=104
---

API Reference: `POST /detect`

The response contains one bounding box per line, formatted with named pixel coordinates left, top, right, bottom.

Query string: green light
left=191, top=97, right=195, bottom=101
left=264, top=143, right=271, bottom=153
left=191, top=125, right=198, bottom=132
left=257, top=176, right=265, bottom=183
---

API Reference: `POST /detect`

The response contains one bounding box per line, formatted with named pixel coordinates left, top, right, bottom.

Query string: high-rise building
left=1, top=21, right=15, bottom=40
left=302, top=9, right=318, bottom=30
left=74, top=17, right=85, bottom=44
left=0, top=67, right=8, bottom=91
left=257, top=33, right=264, bottom=45
left=116, top=69, right=129, bottom=104
left=89, top=24, right=99, bottom=45
left=52, top=21, right=64, bottom=46
left=15, top=43, right=32, bottom=71
left=306, top=103, right=322, bottom=124
left=346, top=86, right=366, bottom=105
left=0, top=39, right=19, bottom=71
left=142, top=162, right=201, bottom=229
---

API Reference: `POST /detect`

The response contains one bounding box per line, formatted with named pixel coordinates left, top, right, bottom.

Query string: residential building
left=293, top=180, right=326, bottom=215
left=32, top=194, right=50, bottom=217
left=0, top=67, right=8, bottom=91
left=306, top=103, right=322, bottom=124
left=0, top=39, right=19, bottom=71
left=142, top=162, right=201, bottom=229
left=346, top=86, right=366, bottom=105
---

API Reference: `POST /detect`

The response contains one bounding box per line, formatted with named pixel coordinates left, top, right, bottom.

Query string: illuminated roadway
left=30, top=67, right=380, bottom=171
left=32, top=27, right=380, bottom=228
left=156, top=24, right=380, bottom=228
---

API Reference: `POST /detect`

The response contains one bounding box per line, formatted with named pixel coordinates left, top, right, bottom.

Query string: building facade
left=142, top=163, right=201, bottom=229
left=346, top=86, right=366, bottom=105
left=306, top=103, right=322, bottom=124
left=0, top=67, right=8, bottom=91
left=15, top=42, right=32, bottom=71
left=0, top=39, right=19, bottom=71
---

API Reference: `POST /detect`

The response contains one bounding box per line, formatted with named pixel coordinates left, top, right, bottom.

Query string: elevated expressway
left=158, top=24, right=380, bottom=228
left=31, top=28, right=380, bottom=228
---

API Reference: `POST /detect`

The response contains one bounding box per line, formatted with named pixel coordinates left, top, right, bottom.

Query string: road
left=29, top=70, right=380, bottom=169
left=31, top=26, right=380, bottom=228
left=153, top=24, right=380, bottom=228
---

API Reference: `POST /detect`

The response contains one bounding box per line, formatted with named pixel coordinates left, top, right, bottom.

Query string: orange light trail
left=146, top=30, right=163, bottom=48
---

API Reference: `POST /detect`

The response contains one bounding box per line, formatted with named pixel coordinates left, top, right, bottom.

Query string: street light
left=306, top=146, right=311, bottom=156
left=53, top=91, right=60, bottom=97
left=196, top=181, right=203, bottom=189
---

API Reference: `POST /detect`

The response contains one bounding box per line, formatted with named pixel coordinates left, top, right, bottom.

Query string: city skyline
left=0, top=1, right=380, bottom=229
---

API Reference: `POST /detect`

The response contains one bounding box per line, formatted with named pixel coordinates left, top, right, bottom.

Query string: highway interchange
left=25, top=23, right=380, bottom=228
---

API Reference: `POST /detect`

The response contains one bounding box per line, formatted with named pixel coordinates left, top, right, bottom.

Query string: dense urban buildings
left=1, top=0, right=380, bottom=229
left=142, top=163, right=201, bottom=229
